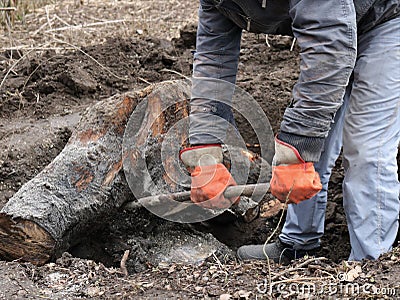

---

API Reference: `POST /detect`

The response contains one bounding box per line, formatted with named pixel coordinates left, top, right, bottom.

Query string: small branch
left=272, top=257, right=328, bottom=281
left=54, top=14, right=71, bottom=27
left=120, top=250, right=130, bottom=277
left=290, top=38, right=297, bottom=51
left=160, top=68, right=189, bottom=80
left=263, top=189, right=291, bottom=294
left=265, top=34, right=271, bottom=47
left=0, top=7, right=16, bottom=11
left=296, top=256, right=328, bottom=269
left=45, top=19, right=131, bottom=33
left=273, top=276, right=333, bottom=285
left=138, top=77, right=151, bottom=85
left=0, top=45, right=50, bottom=90
left=2, top=47, right=75, bottom=51
left=45, top=5, right=52, bottom=29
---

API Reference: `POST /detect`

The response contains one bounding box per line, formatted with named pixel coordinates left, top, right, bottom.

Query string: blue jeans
left=280, top=15, right=400, bottom=260
left=190, top=0, right=357, bottom=146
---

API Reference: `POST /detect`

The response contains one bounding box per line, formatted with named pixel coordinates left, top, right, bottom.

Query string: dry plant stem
left=138, top=77, right=151, bottom=85
left=160, top=68, right=189, bottom=80
left=212, top=252, right=229, bottom=283
left=212, top=252, right=227, bottom=272
left=32, top=20, right=53, bottom=37
left=290, top=37, right=297, bottom=51
left=265, top=34, right=271, bottom=47
left=53, top=37, right=128, bottom=81
left=307, top=266, right=337, bottom=280
left=263, top=189, right=291, bottom=294
left=272, top=257, right=328, bottom=281
left=273, top=276, right=332, bottom=285
left=54, top=14, right=72, bottom=27
left=120, top=249, right=130, bottom=277
left=296, top=256, right=327, bottom=269
left=0, top=44, right=49, bottom=90
left=45, top=5, right=52, bottom=29
left=0, top=7, right=16, bottom=11
left=45, top=19, right=130, bottom=33
left=22, top=54, right=60, bottom=92
left=2, top=46, right=74, bottom=50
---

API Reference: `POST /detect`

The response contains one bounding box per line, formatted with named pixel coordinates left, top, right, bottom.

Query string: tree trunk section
left=0, top=80, right=191, bottom=265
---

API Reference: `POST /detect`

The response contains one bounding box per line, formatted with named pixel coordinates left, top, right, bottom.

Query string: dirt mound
left=0, top=36, right=191, bottom=119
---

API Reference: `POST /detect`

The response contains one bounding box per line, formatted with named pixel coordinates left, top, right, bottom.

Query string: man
left=180, top=0, right=400, bottom=263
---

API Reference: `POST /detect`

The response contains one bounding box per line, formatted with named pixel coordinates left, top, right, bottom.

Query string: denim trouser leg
left=279, top=100, right=347, bottom=250
left=280, top=16, right=400, bottom=259
left=343, top=16, right=400, bottom=261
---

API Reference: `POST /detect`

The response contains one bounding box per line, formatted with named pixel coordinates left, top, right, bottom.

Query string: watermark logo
left=256, top=273, right=397, bottom=297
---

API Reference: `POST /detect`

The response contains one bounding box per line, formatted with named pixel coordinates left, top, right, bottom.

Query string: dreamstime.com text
left=255, top=275, right=397, bottom=297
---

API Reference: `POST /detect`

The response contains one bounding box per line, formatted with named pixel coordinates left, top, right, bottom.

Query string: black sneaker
left=236, top=238, right=319, bottom=265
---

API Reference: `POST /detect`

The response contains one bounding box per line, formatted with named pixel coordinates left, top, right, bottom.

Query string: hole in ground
left=68, top=200, right=353, bottom=272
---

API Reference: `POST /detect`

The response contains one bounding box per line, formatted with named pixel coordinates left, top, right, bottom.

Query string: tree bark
left=0, top=80, right=192, bottom=264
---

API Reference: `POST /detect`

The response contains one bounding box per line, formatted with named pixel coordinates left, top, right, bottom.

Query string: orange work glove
left=180, top=145, right=239, bottom=209
left=270, top=137, right=322, bottom=204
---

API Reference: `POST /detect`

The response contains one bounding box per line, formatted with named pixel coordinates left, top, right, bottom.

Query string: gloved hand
left=180, top=144, right=239, bottom=209
left=270, top=137, right=322, bottom=204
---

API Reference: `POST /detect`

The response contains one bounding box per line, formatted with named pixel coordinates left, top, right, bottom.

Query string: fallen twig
left=296, top=256, right=328, bottom=269
left=0, top=44, right=49, bottom=90
left=273, top=276, right=333, bottom=285
left=120, top=250, right=130, bottom=277
left=54, top=14, right=72, bottom=27
left=265, top=34, right=271, bottom=47
left=272, top=257, right=329, bottom=281
left=160, top=68, right=189, bottom=80
left=0, top=7, right=16, bottom=11
left=138, top=77, right=151, bottom=85
left=263, top=188, right=291, bottom=294
left=22, top=54, right=61, bottom=92
left=290, top=38, right=297, bottom=51
left=45, top=5, right=52, bottom=29
left=45, top=19, right=131, bottom=33
left=2, top=46, right=75, bottom=51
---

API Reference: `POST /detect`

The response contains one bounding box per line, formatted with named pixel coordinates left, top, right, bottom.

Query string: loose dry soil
left=0, top=1, right=399, bottom=299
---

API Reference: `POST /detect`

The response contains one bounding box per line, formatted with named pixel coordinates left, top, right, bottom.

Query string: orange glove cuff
left=270, top=162, right=322, bottom=204
left=191, top=163, right=239, bottom=209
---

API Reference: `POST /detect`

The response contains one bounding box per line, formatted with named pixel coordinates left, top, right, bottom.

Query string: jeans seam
left=342, top=0, right=357, bottom=82
left=377, top=133, right=384, bottom=253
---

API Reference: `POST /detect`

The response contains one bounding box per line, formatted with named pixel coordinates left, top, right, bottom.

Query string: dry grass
left=0, top=0, right=56, bottom=26
left=0, top=0, right=198, bottom=52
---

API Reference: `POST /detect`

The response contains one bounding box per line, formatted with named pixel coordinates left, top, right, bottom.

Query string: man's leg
left=342, top=16, right=400, bottom=261
left=279, top=93, right=348, bottom=250
left=237, top=97, right=349, bottom=262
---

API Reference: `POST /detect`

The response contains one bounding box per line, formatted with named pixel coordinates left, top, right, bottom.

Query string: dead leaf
left=233, top=290, right=252, bottom=299
left=168, top=265, right=176, bottom=274
left=219, top=293, right=232, bottom=300
left=346, top=265, right=362, bottom=282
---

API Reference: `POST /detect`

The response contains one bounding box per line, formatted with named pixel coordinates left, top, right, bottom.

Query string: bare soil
left=0, top=1, right=399, bottom=299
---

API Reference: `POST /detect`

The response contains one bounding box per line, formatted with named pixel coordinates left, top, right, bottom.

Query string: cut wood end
left=0, top=213, right=55, bottom=265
